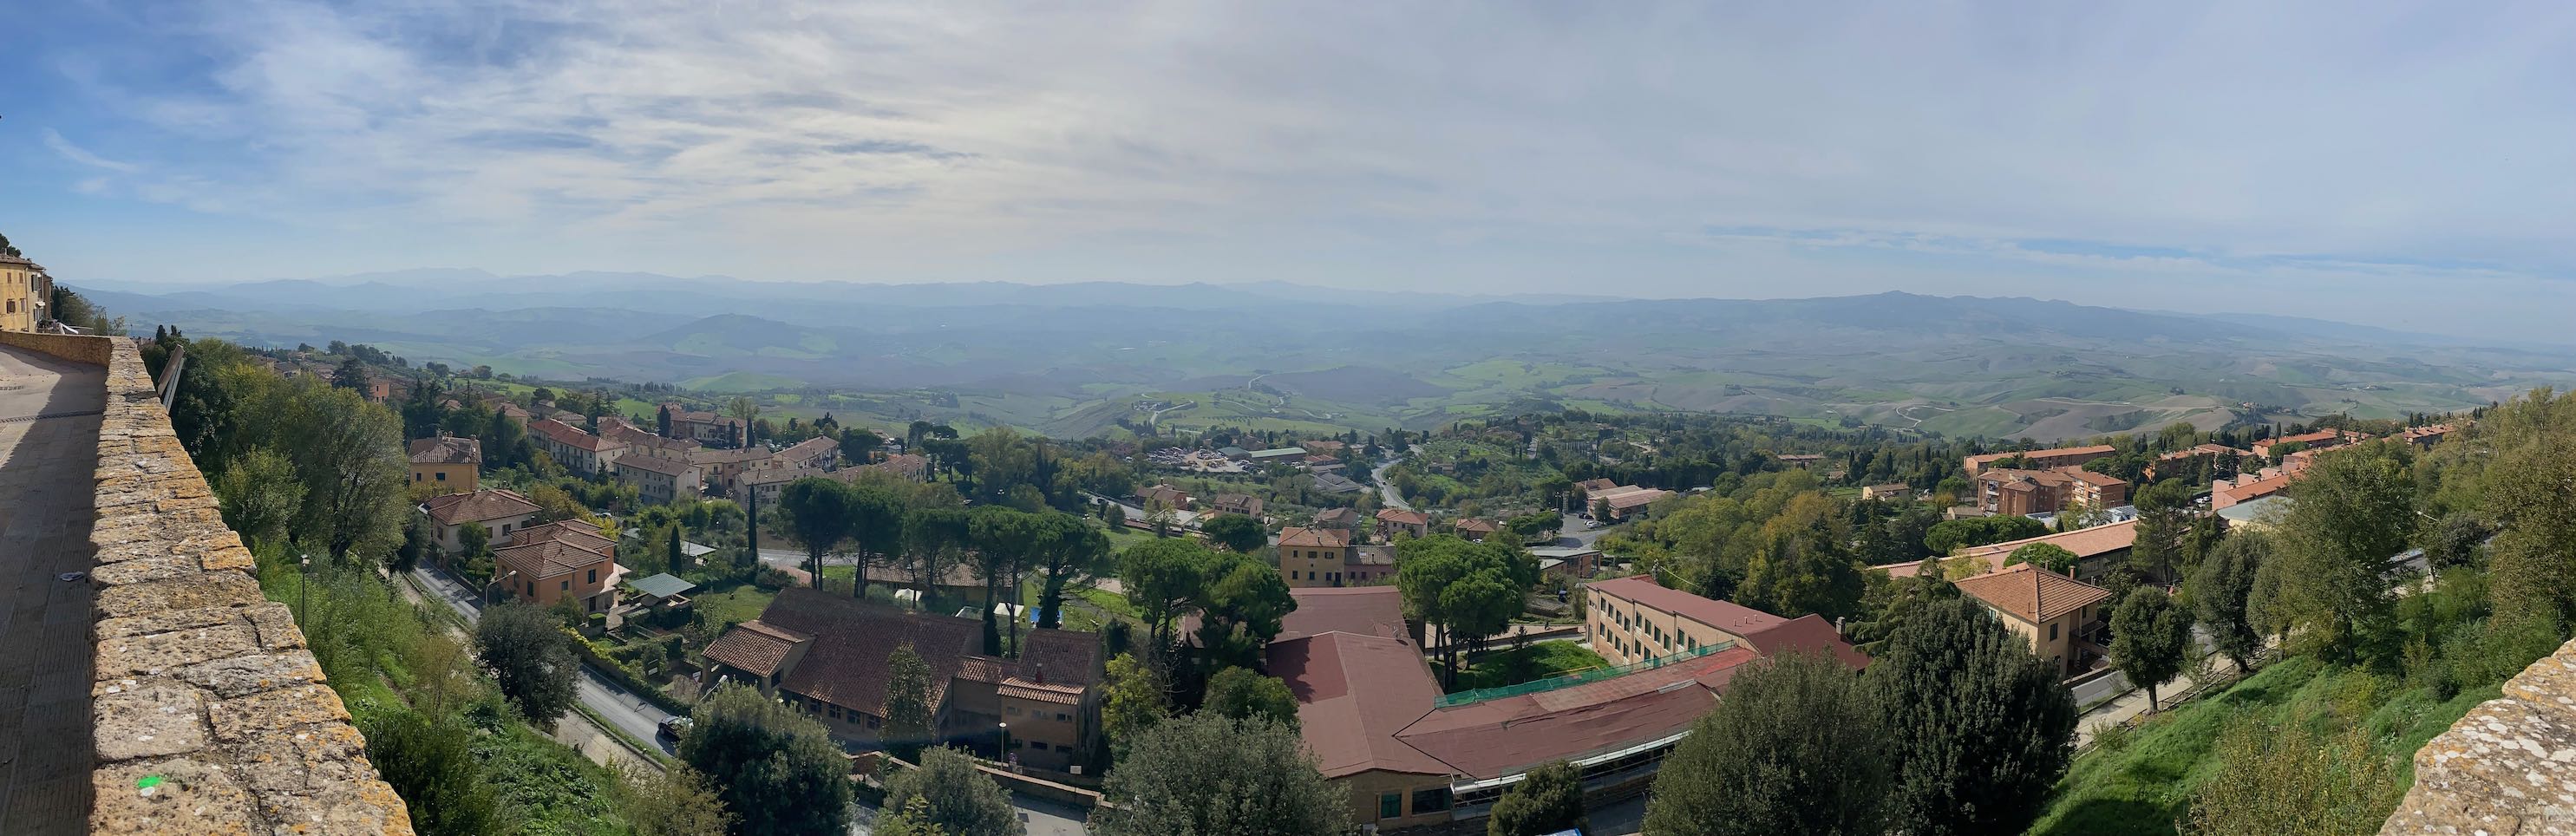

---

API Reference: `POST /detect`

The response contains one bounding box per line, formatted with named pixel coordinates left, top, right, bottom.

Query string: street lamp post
left=487, top=569, right=519, bottom=608
left=997, top=722, right=1010, bottom=761
left=297, top=553, right=311, bottom=625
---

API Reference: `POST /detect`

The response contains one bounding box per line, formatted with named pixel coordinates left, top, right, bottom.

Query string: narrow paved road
left=0, top=343, right=106, bottom=834
left=409, top=565, right=681, bottom=758
left=1370, top=455, right=1412, bottom=511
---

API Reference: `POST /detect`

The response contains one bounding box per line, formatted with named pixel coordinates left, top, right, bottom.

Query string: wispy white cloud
left=21, top=0, right=2576, bottom=336
left=43, top=128, right=141, bottom=173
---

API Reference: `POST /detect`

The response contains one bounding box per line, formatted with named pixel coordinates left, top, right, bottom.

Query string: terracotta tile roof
left=422, top=488, right=540, bottom=526
left=736, top=589, right=1099, bottom=716
left=703, top=620, right=812, bottom=677
left=614, top=454, right=699, bottom=477
left=1588, top=575, right=1788, bottom=637
left=1394, top=645, right=1762, bottom=779
left=1599, top=487, right=1674, bottom=511
left=1878, top=519, right=2139, bottom=578
left=1739, top=614, right=1872, bottom=669
left=2063, top=468, right=2128, bottom=488
left=527, top=418, right=625, bottom=453
left=406, top=435, right=482, bottom=466
left=998, top=678, right=1085, bottom=705
left=1576, top=478, right=1619, bottom=493
left=1278, top=587, right=1411, bottom=643
left=1278, top=526, right=1350, bottom=549
left=1955, top=563, right=2114, bottom=624
left=863, top=453, right=929, bottom=480
left=777, top=436, right=839, bottom=463
left=1266, top=632, right=1452, bottom=778
left=1376, top=508, right=1429, bottom=526
left=510, top=520, right=614, bottom=557
left=1453, top=518, right=1501, bottom=533
left=495, top=538, right=614, bottom=581
left=1965, top=445, right=2118, bottom=471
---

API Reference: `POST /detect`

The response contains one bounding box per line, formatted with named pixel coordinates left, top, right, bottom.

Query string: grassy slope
left=2030, top=656, right=2499, bottom=836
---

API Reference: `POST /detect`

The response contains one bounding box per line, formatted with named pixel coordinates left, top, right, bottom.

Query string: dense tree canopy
left=884, top=747, right=1023, bottom=836
left=1090, top=714, right=1348, bottom=836
left=2109, top=588, right=2194, bottom=713
left=1646, top=651, right=1887, bottom=835
left=473, top=603, right=578, bottom=730
left=680, top=683, right=853, bottom=836
left=1487, top=760, right=1585, bottom=836
left=1871, top=594, right=2077, bottom=834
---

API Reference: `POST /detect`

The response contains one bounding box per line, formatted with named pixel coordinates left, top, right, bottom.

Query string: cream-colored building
left=1953, top=563, right=2115, bottom=677
left=1, top=252, right=54, bottom=332
left=1278, top=526, right=1357, bottom=588
left=1584, top=574, right=1871, bottom=668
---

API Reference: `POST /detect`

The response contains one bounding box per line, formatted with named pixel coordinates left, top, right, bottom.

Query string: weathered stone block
left=97, top=606, right=246, bottom=640
left=96, top=573, right=264, bottom=619
left=243, top=604, right=308, bottom=651
left=94, top=683, right=211, bottom=762
left=169, top=652, right=326, bottom=699
left=98, top=624, right=260, bottom=680
left=206, top=683, right=350, bottom=742
left=90, top=756, right=259, bottom=836
left=90, top=553, right=206, bottom=587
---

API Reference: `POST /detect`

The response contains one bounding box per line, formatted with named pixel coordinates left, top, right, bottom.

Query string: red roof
left=494, top=539, right=614, bottom=581
left=422, top=488, right=540, bottom=526
left=1278, top=526, right=1350, bottom=549
left=1376, top=508, right=1429, bottom=526
left=1267, top=632, right=1452, bottom=778
left=1394, top=645, right=1762, bottom=779
left=510, top=520, right=614, bottom=558
left=1955, top=563, right=2115, bottom=624
left=527, top=418, right=624, bottom=453
left=729, top=589, right=1099, bottom=716
left=614, top=454, right=700, bottom=478
left=1879, top=519, right=2138, bottom=578
left=1739, top=614, right=1872, bottom=669
left=1278, top=587, right=1410, bottom=643
left=406, top=435, right=482, bottom=466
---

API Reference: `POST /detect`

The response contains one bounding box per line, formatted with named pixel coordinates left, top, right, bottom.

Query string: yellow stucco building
left=1, top=252, right=53, bottom=332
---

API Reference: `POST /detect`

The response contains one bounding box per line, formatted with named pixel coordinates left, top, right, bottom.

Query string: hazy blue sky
left=5, top=2, right=2573, bottom=338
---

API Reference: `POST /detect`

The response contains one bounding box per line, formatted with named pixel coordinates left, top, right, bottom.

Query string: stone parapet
left=70, top=336, right=414, bottom=834
left=0, top=329, right=116, bottom=365
left=2382, top=637, right=2576, bottom=834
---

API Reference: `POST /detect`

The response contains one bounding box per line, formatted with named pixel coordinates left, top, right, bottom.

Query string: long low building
left=1271, top=584, right=1864, bottom=831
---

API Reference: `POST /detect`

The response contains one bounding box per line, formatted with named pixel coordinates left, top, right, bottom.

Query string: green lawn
left=1447, top=641, right=1612, bottom=694
left=693, top=583, right=775, bottom=630
left=2030, top=656, right=2500, bottom=836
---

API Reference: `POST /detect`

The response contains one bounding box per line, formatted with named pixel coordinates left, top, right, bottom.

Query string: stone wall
left=2381, top=637, right=2576, bottom=834
left=0, top=329, right=115, bottom=365
left=73, top=336, right=415, bottom=834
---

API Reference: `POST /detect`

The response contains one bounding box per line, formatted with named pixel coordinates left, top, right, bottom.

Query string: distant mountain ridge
left=73, top=276, right=2576, bottom=440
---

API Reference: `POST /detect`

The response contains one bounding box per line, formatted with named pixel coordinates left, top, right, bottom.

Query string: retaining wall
left=2380, top=637, right=2576, bottom=834
left=65, top=335, right=414, bottom=834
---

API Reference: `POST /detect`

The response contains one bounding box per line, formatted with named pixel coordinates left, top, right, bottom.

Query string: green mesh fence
left=1435, top=641, right=1736, bottom=707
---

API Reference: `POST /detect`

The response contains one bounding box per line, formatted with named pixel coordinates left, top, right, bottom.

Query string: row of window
left=1377, top=788, right=1451, bottom=820
left=1002, top=704, right=1074, bottom=722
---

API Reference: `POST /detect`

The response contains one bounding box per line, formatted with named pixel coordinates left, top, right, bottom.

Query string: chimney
left=2032, top=562, right=2044, bottom=622
left=1032, top=663, right=1045, bottom=685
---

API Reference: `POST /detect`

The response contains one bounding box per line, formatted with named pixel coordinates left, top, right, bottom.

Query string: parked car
left=657, top=716, right=693, bottom=741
